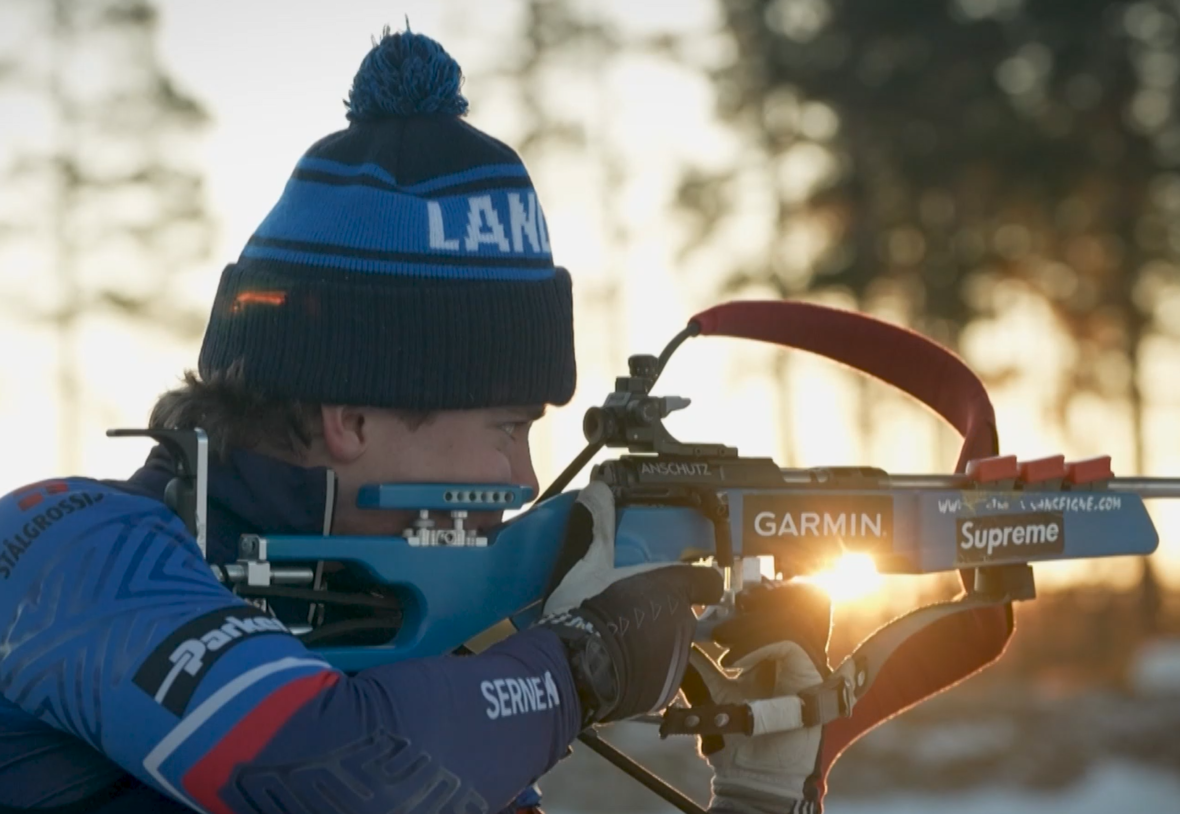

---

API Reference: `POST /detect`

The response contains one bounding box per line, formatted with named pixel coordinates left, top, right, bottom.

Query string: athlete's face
left=314, top=404, right=544, bottom=536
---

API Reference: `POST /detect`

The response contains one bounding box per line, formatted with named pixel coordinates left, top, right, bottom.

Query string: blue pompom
left=345, top=23, right=469, bottom=120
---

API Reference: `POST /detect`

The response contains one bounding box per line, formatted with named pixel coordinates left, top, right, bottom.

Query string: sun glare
left=799, top=553, right=884, bottom=603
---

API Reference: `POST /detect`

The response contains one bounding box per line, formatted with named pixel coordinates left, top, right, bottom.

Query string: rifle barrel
left=1105, top=478, right=1180, bottom=497
left=776, top=471, right=1180, bottom=497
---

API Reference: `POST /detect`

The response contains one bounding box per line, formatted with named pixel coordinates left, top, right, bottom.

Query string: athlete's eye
left=500, top=422, right=523, bottom=439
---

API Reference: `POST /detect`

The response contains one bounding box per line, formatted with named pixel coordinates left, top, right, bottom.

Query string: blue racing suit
left=0, top=444, right=575, bottom=813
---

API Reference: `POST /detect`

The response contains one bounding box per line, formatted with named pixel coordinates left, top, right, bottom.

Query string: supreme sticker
left=955, top=511, right=1066, bottom=564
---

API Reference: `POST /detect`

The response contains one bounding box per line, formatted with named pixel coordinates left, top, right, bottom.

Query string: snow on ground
left=548, top=761, right=1180, bottom=814
left=539, top=700, right=1180, bottom=814
left=824, top=761, right=1180, bottom=814
left=1130, top=637, right=1180, bottom=698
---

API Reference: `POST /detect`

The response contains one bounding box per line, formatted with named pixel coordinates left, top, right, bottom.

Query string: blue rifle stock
left=221, top=461, right=1160, bottom=673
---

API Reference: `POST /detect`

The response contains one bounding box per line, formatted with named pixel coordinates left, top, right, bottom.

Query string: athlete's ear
left=320, top=405, right=368, bottom=464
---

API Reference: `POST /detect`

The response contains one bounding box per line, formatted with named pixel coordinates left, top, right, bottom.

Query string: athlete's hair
left=148, top=360, right=433, bottom=463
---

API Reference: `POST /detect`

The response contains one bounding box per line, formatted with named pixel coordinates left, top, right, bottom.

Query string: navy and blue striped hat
left=198, top=26, right=575, bottom=411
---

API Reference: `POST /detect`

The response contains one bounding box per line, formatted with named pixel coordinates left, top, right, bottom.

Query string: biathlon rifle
left=108, top=300, right=1179, bottom=814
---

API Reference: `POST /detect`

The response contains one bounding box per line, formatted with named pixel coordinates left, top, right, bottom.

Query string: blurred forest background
left=2, top=0, right=1180, bottom=811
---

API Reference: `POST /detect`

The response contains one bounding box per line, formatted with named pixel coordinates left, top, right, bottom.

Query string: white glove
left=542, top=481, right=686, bottom=615
left=683, top=581, right=847, bottom=814
left=690, top=643, right=825, bottom=813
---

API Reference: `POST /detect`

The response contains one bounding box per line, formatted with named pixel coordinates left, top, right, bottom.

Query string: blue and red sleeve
left=0, top=479, right=582, bottom=814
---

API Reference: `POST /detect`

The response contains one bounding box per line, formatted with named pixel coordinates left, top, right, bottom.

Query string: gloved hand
left=535, top=481, right=724, bottom=728
left=684, top=580, right=839, bottom=814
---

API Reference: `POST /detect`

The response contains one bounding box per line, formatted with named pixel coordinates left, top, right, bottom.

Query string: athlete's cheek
left=466, top=449, right=513, bottom=484
left=509, top=444, right=539, bottom=496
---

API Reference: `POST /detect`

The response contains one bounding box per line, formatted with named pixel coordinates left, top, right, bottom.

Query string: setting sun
left=798, top=553, right=884, bottom=604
